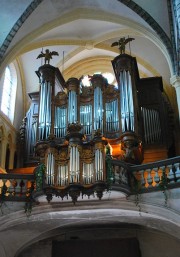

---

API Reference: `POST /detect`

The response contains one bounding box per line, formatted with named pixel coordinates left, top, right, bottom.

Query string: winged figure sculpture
left=37, top=49, right=59, bottom=64
left=111, top=37, right=135, bottom=54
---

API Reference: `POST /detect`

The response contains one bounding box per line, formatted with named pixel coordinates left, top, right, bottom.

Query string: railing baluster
left=150, top=169, right=157, bottom=187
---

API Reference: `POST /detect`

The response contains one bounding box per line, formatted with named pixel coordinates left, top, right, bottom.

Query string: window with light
left=1, top=64, right=17, bottom=123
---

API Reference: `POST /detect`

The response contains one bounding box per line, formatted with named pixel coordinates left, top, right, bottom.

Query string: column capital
left=170, top=75, right=180, bottom=88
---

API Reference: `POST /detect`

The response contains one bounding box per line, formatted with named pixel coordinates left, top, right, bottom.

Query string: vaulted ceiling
left=0, top=0, right=174, bottom=113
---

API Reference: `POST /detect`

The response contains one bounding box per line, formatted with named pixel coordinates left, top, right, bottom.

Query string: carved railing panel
left=111, top=156, right=180, bottom=193
left=0, top=174, right=35, bottom=201
left=0, top=157, right=180, bottom=202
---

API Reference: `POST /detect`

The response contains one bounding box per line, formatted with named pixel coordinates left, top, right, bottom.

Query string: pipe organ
left=20, top=50, right=175, bottom=202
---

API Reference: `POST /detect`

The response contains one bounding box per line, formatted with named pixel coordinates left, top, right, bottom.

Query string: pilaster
left=170, top=75, right=180, bottom=154
left=170, top=75, right=180, bottom=123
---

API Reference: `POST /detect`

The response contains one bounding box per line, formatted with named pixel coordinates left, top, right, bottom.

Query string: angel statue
left=37, top=49, right=59, bottom=64
left=111, top=37, right=134, bottom=54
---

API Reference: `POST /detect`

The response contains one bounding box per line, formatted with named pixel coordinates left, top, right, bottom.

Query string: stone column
left=170, top=75, right=180, bottom=123
left=9, top=145, right=16, bottom=169
left=170, top=75, right=180, bottom=154
left=0, top=136, right=7, bottom=169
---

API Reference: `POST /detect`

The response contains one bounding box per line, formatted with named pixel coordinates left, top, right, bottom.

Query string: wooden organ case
left=19, top=53, right=175, bottom=202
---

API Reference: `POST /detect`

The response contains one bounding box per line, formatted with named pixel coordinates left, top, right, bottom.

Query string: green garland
left=35, top=163, right=46, bottom=191
left=159, top=171, right=169, bottom=206
left=106, top=155, right=114, bottom=190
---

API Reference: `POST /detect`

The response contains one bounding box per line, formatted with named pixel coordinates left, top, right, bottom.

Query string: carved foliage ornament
left=56, top=150, right=68, bottom=165
left=81, top=148, right=94, bottom=164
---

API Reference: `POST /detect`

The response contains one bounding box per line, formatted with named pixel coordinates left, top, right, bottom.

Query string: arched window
left=1, top=64, right=17, bottom=123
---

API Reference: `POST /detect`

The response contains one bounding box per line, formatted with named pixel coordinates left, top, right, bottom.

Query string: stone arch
left=0, top=125, right=5, bottom=168
left=0, top=202, right=179, bottom=257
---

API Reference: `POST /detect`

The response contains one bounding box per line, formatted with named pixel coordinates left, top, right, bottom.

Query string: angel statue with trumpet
left=37, top=49, right=59, bottom=64
left=111, top=37, right=134, bottom=54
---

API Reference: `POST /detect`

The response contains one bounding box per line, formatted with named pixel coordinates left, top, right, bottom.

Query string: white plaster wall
left=13, top=61, right=24, bottom=130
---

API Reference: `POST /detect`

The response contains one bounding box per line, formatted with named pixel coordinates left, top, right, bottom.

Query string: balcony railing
left=0, top=157, right=180, bottom=204
left=111, top=156, right=180, bottom=193
left=0, top=173, right=35, bottom=202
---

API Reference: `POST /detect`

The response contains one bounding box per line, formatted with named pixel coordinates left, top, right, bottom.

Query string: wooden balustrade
left=0, top=174, right=35, bottom=201
left=0, top=156, right=180, bottom=202
left=111, top=156, right=180, bottom=193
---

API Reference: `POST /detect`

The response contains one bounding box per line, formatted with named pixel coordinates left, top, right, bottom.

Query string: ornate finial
left=67, top=122, right=82, bottom=133
left=36, top=49, right=59, bottom=64
left=94, top=129, right=102, bottom=138
left=111, top=37, right=135, bottom=54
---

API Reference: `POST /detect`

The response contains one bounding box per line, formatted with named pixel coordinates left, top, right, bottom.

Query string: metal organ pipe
left=38, top=82, right=51, bottom=140
left=127, top=71, right=134, bottom=131
left=94, top=87, right=103, bottom=131
left=57, top=165, right=68, bottom=186
left=68, top=91, right=77, bottom=123
left=69, top=148, right=71, bottom=180
left=95, top=149, right=103, bottom=181
left=80, top=105, right=92, bottom=135
left=119, top=70, right=134, bottom=132
left=105, top=100, right=119, bottom=132
left=141, top=107, right=162, bottom=144
left=120, top=72, right=125, bottom=132
left=124, top=71, right=129, bottom=130
left=46, top=152, right=55, bottom=185
left=69, top=146, right=80, bottom=183
left=30, top=120, right=37, bottom=155
left=54, top=107, right=67, bottom=138
left=76, top=149, right=80, bottom=182
left=83, top=163, right=93, bottom=184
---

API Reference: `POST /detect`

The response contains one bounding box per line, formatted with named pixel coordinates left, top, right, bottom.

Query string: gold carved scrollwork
left=67, top=84, right=78, bottom=92
left=94, top=129, right=102, bottom=137
left=119, top=57, right=132, bottom=71
left=81, top=85, right=93, bottom=96
left=67, top=122, right=82, bottom=133
left=46, top=147, right=57, bottom=155
left=81, top=148, right=94, bottom=164
left=105, top=85, right=119, bottom=99
left=39, top=66, right=56, bottom=84
left=55, top=91, right=67, bottom=106
left=56, top=150, right=68, bottom=165
left=95, top=142, right=104, bottom=152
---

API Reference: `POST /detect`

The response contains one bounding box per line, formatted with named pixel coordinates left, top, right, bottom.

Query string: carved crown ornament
left=81, top=148, right=94, bottom=163
left=67, top=122, right=82, bottom=133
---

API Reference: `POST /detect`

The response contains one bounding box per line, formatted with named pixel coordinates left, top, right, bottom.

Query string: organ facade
left=20, top=49, right=174, bottom=202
